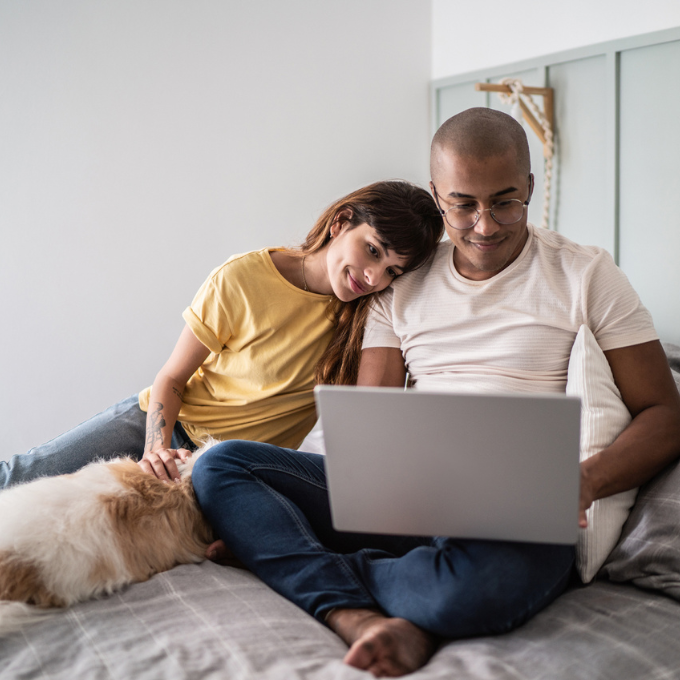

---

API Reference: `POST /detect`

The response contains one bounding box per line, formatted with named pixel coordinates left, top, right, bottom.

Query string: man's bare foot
left=327, top=608, right=437, bottom=677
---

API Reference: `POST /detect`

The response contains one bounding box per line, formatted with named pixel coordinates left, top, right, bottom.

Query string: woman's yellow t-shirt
left=139, top=249, right=334, bottom=449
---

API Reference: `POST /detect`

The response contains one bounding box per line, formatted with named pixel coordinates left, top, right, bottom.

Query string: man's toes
left=369, top=659, right=410, bottom=678
left=345, top=634, right=411, bottom=677
left=344, top=638, right=377, bottom=670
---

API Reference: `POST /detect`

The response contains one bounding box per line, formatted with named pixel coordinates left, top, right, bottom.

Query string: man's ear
left=527, top=174, right=535, bottom=203
left=429, top=181, right=445, bottom=216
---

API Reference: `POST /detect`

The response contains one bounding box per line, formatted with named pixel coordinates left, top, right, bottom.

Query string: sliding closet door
left=546, top=56, right=610, bottom=252
left=619, top=40, right=680, bottom=344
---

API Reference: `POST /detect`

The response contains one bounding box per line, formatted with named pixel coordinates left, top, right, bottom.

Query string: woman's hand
left=140, top=325, right=210, bottom=482
left=139, top=447, right=193, bottom=483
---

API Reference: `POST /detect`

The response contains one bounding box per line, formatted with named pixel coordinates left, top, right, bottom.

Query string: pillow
left=599, top=344, right=680, bottom=599
left=600, top=458, right=680, bottom=600
left=660, top=341, right=680, bottom=378
left=297, top=418, right=327, bottom=455
left=566, top=324, right=638, bottom=583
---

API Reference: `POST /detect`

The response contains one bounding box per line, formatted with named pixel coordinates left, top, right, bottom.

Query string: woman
left=1, top=181, right=443, bottom=488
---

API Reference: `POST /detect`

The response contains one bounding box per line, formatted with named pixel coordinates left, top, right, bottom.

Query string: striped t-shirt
left=363, top=225, right=658, bottom=394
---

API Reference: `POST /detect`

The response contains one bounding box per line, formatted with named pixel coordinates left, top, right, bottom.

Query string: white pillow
left=567, top=324, right=638, bottom=583
left=297, top=418, right=327, bottom=455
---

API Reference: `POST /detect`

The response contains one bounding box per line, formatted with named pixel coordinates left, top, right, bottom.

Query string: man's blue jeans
left=0, top=395, right=196, bottom=489
left=192, top=440, right=575, bottom=639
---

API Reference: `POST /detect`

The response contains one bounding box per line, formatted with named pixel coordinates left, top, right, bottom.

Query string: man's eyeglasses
left=432, top=186, right=530, bottom=231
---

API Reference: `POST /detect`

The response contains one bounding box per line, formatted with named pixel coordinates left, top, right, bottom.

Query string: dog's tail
left=0, top=601, right=56, bottom=637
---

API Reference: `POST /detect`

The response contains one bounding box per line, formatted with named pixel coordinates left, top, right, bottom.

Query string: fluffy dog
left=0, top=444, right=214, bottom=636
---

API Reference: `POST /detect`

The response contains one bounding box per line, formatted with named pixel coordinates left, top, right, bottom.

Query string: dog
left=0, top=442, right=215, bottom=636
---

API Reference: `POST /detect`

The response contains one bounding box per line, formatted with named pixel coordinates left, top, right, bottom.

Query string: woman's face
left=325, top=222, right=409, bottom=302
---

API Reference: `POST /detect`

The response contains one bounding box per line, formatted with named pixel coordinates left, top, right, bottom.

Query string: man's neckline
left=448, top=224, right=535, bottom=285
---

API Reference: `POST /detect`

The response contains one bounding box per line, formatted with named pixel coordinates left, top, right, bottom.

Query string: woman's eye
left=368, top=244, right=379, bottom=256
left=387, top=268, right=398, bottom=278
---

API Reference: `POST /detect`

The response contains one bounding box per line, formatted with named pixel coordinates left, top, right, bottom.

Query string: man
left=193, top=108, right=680, bottom=677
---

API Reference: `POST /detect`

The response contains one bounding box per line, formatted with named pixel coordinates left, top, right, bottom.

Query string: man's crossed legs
left=192, top=441, right=574, bottom=676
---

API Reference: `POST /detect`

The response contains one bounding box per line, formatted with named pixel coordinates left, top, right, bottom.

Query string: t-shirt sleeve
left=583, top=250, right=658, bottom=352
left=182, top=267, right=233, bottom=355
left=362, top=288, right=401, bottom=350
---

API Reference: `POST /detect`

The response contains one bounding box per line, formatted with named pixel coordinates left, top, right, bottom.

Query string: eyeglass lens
left=444, top=199, right=525, bottom=230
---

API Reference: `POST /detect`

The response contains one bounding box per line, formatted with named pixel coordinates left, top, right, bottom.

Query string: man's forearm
left=589, top=341, right=680, bottom=503
left=583, top=401, right=680, bottom=502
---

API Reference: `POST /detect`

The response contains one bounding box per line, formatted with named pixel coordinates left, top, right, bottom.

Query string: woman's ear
left=330, top=209, right=353, bottom=238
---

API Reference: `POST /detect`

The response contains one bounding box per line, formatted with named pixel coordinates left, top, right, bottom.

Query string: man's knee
left=192, top=439, right=294, bottom=498
left=423, top=541, right=574, bottom=638
left=192, top=440, right=252, bottom=498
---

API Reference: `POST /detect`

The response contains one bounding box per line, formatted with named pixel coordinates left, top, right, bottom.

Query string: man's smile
left=466, top=237, right=506, bottom=250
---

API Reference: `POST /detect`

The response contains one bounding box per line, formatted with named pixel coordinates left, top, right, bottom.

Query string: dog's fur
left=0, top=443, right=214, bottom=636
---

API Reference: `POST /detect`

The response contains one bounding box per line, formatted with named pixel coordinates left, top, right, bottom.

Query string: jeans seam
left=247, top=463, right=328, bottom=492
left=362, top=555, right=393, bottom=565
left=254, top=478, right=374, bottom=601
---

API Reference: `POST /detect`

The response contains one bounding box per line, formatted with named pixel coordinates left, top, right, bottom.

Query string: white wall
left=0, top=0, right=432, bottom=459
left=432, top=0, right=680, bottom=78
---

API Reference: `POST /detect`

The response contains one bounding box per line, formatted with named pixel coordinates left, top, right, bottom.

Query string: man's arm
left=357, top=347, right=407, bottom=387
left=580, top=339, right=680, bottom=525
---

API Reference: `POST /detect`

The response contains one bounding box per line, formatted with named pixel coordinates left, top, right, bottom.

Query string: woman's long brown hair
left=295, top=181, right=443, bottom=385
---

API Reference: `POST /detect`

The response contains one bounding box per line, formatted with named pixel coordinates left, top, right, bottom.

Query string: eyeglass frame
left=431, top=181, right=533, bottom=231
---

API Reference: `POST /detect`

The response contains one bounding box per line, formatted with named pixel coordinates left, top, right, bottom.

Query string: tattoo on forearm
left=171, top=386, right=182, bottom=400
left=146, top=402, right=167, bottom=450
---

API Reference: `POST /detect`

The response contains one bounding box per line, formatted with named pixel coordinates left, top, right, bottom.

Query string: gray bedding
left=1, top=562, right=680, bottom=680
left=2, top=344, right=680, bottom=679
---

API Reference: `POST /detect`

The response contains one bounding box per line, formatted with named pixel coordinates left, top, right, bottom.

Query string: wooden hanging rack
left=475, top=82, right=554, bottom=156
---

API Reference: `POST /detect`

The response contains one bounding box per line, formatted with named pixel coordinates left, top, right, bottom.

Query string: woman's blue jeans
left=0, top=395, right=196, bottom=489
left=192, top=440, right=575, bottom=639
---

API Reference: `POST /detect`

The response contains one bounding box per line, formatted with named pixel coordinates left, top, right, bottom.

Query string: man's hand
left=138, top=448, right=192, bottom=482
left=578, top=463, right=596, bottom=528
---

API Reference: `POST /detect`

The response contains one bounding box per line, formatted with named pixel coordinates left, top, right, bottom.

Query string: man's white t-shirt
left=363, top=225, right=658, bottom=394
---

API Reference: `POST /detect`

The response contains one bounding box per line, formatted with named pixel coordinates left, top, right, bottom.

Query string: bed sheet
left=2, top=561, right=679, bottom=680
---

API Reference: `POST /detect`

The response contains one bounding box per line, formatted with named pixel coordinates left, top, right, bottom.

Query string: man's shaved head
left=430, top=107, right=531, bottom=181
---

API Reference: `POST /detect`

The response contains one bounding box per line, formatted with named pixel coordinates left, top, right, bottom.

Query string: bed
left=2, top=344, right=680, bottom=680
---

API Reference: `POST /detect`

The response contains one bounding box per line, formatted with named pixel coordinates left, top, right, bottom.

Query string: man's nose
left=473, top=208, right=501, bottom=237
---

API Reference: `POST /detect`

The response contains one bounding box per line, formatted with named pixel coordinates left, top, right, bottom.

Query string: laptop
left=314, top=385, right=581, bottom=545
